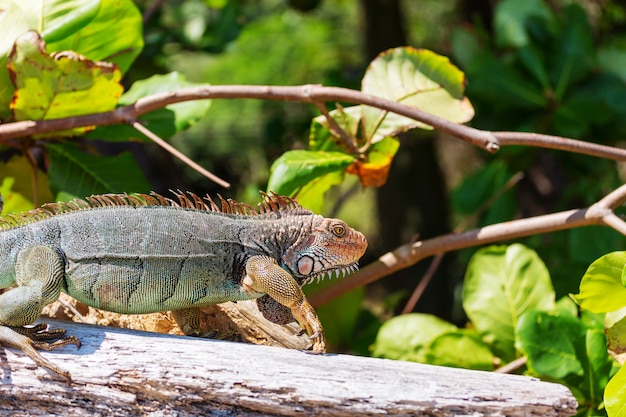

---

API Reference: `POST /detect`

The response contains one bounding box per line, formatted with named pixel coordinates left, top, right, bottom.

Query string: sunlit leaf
left=425, top=330, right=495, bottom=371
left=46, top=142, right=150, bottom=197
left=0, top=177, right=34, bottom=214
left=346, top=136, right=399, bottom=187
left=0, top=0, right=101, bottom=118
left=606, top=365, right=626, bottom=417
left=8, top=31, right=122, bottom=137
left=371, top=313, right=457, bottom=362
left=267, top=150, right=354, bottom=197
left=45, top=0, right=142, bottom=74
left=361, top=47, right=474, bottom=143
left=572, top=252, right=626, bottom=313
left=295, top=171, right=344, bottom=213
left=463, top=244, right=555, bottom=361
left=517, top=310, right=585, bottom=379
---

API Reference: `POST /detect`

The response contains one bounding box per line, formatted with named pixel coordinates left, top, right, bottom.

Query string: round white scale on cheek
left=298, top=255, right=325, bottom=275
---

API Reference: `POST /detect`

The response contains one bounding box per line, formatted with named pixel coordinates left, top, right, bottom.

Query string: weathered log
left=0, top=319, right=577, bottom=416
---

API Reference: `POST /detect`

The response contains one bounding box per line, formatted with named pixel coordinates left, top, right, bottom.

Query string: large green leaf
left=372, top=313, right=457, bottom=362
left=88, top=72, right=212, bottom=142
left=45, top=0, right=142, bottom=74
left=0, top=0, right=101, bottom=118
left=8, top=31, right=122, bottom=135
left=517, top=309, right=612, bottom=404
left=463, top=244, right=555, bottom=361
left=572, top=252, right=626, bottom=313
left=295, top=171, right=344, bottom=213
left=425, top=330, right=495, bottom=371
left=267, top=150, right=354, bottom=197
left=517, top=309, right=586, bottom=380
left=361, top=47, right=474, bottom=143
left=606, top=365, right=626, bottom=417
left=46, top=142, right=150, bottom=197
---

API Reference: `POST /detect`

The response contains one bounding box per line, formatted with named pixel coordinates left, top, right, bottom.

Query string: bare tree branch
left=309, top=187, right=626, bottom=306
left=2, top=85, right=626, bottom=161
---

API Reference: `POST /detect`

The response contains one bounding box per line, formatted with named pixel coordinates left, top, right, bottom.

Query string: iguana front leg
left=243, top=255, right=326, bottom=353
left=0, top=246, right=80, bottom=385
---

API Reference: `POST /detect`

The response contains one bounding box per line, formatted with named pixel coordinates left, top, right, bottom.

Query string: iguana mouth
left=301, top=263, right=360, bottom=285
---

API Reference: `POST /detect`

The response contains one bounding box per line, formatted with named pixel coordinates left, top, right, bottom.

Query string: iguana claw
left=0, top=324, right=80, bottom=386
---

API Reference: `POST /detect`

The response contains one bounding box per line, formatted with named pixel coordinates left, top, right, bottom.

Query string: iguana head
left=282, top=216, right=368, bottom=285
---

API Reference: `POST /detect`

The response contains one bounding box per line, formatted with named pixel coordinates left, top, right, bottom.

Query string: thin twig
left=131, top=121, right=231, bottom=188
left=494, top=356, right=527, bottom=374
left=57, top=297, right=88, bottom=323
left=401, top=253, right=444, bottom=314
left=142, top=0, right=166, bottom=24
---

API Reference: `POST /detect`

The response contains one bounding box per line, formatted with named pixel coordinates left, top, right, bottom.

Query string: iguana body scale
left=0, top=192, right=367, bottom=385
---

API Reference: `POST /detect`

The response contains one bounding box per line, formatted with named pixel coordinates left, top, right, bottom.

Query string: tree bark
left=0, top=319, right=577, bottom=416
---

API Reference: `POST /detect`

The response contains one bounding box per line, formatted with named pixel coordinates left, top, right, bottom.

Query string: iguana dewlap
left=0, top=191, right=367, bottom=385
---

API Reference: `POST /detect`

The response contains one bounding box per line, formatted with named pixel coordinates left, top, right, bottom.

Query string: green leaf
left=0, top=177, right=34, bottom=214
left=572, top=252, right=626, bottom=313
left=45, top=0, right=142, bottom=74
left=451, top=160, right=517, bottom=226
left=463, top=244, right=555, bottom=361
left=310, top=106, right=361, bottom=152
left=371, top=313, right=457, bottom=362
left=8, top=31, right=122, bottom=136
left=425, top=330, right=495, bottom=371
left=606, top=365, right=626, bottom=417
left=518, top=309, right=612, bottom=410
left=88, top=72, right=212, bottom=142
left=267, top=150, right=354, bottom=197
left=295, top=171, right=344, bottom=213
left=46, top=142, right=150, bottom=197
left=598, top=46, right=626, bottom=83
left=450, top=28, right=485, bottom=71
left=462, top=52, right=549, bottom=110
left=493, top=0, right=553, bottom=48
left=347, top=136, right=399, bottom=187
left=0, top=0, right=101, bottom=118
left=517, top=309, right=585, bottom=380
left=517, top=44, right=551, bottom=90
left=605, top=307, right=626, bottom=357
left=548, top=4, right=595, bottom=98
left=361, top=47, right=474, bottom=142
left=584, top=327, right=613, bottom=402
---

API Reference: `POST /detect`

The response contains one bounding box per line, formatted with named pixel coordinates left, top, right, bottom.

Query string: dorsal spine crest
left=0, top=191, right=312, bottom=231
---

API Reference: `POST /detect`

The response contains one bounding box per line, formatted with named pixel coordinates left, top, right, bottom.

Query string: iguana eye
left=331, top=223, right=346, bottom=237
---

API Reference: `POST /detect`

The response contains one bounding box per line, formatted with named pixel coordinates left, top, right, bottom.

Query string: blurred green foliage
left=450, top=0, right=626, bottom=299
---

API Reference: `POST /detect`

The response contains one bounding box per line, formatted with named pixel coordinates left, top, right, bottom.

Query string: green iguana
left=0, top=191, right=367, bottom=385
